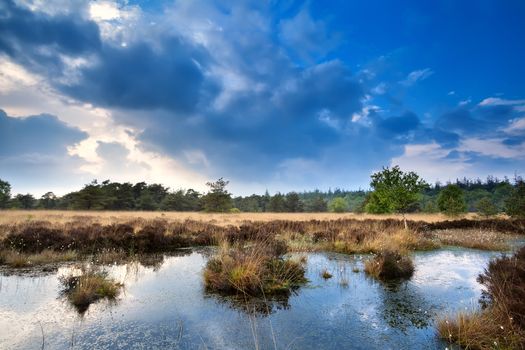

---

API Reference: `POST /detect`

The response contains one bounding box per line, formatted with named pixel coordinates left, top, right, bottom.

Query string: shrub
left=328, top=197, right=348, bottom=213
left=476, top=197, right=498, bottom=218
left=364, top=250, right=414, bottom=280
left=229, top=208, right=241, bottom=213
left=437, top=185, right=467, bottom=216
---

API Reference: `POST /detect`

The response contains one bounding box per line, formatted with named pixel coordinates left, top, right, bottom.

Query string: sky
left=0, top=0, right=524, bottom=196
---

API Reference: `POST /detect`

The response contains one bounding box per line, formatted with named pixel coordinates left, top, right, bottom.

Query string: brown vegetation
left=204, top=239, right=307, bottom=296
left=364, top=250, right=415, bottom=281
left=0, top=216, right=522, bottom=267
left=60, top=266, right=123, bottom=313
left=438, top=246, right=525, bottom=349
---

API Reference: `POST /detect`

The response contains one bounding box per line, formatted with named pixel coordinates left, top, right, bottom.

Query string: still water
left=0, top=247, right=501, bottom=349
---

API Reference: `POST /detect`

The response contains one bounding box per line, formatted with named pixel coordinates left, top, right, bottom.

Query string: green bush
left=437, top=185, right=466, bottom=216
left=328, top=197, right=348, bottom=213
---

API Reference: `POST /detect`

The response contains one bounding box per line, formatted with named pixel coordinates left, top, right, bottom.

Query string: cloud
left=400, top=68, right=434, bottom=86
left=279, top=8, right=339, bottom=62
left=478, top=97, right=525, bottom=107
left=61, top=38, right=219, bottom=113
left=0, top=109, right=88, bottom=194
left=0, top=0, right=101, bottom=61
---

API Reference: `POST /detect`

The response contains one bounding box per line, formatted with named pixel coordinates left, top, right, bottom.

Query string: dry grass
left=431, top=229, right=511, bottom=251
left=0, top=213, right=521, bottom=265
left=0, top=249, right=78, bottom=268
left=60, top=266, right=123, bottom=313
left=437, top=311, right=523, bottom=350
left=364, top=250, right=415, bottom=281
left=438, top=246, right=525, bottom=349
left=0, top=210, right=478, bottom=228
left=204, top=239, right=307, bottom=296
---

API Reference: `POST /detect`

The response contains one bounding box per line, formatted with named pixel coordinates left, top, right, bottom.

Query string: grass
left=437, top=246, right=525, bottom=349
left=364, top=250, right=415, bottom=281
left=204, top=239, right=307, bottom=296
left=60, top=266, right=123, bottom=313
left=321, top=269, right=333, bottom=279
left=0, top=213, right=522, bottom=270
left=431, top=229, right=512, bottom=251
left=0, top=249, right=78, bottom=268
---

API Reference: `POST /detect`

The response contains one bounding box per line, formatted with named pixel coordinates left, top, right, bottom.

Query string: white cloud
left=391, top=143, right=469, bottom=183
left=89, top=1, right=120, bottom=21
left=478, top=97, right=525, bottom=106
left=400, top=68, right=434, bottom=86
left=459, top=138, right=525, bottom=159
left=504, top=118, right=525, bottom=134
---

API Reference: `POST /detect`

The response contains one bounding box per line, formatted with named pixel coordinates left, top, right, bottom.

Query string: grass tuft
left=204, top=239, right=307, bottom=296
left=438, top=246, right=525, bottom=349
left=364, top=250, right=414, bottom=281
left=60, top=267, right=123, bottom=313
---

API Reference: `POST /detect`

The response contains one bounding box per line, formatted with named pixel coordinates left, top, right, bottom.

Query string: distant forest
left=0, top=175, right=519, bottom=214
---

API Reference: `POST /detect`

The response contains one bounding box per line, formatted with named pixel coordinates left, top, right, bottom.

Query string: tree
left=365, top=166, right=427, bottom=228
left=328, top=197, right=348, bottom=213
left=202, top=178, right=232, bottom=212
left=505, top=179, right=525, bottom=219
left=39, top=192, right=58, bottom=209
left=268, top=193, right=285, bottom=212
left=0, top=179, right=11, bottom=209
left=437, top=184, right=467, bottom=216
left=13, top=193, right=36, bottom=209
left=305, top=195, right=327, bottom=212
left=476, top=197, right=498, bottom=218
left=284, top=192, right=303, bottom=212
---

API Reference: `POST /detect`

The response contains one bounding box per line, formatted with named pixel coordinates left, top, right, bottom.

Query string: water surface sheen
left=0, top=248, right=500, bottom=349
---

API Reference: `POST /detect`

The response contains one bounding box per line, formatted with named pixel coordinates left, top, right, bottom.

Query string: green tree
left=476, top=197, right=498, bottom=218
left=203, top=178, right=232, bottom=212
left=328, top=197, right=348, bottom=213
left=0, top=179, right=11, bottom=209
left=284, top=192, right=303, bottom=212
left=13, top=193, right=36, bottom=209
left=437, top=184, right=467, bottom=216
left=39, top=192, right=58, bottom=209
left=305, top=196, right=328, bottom=212
left=365, top=166, right=427, bottom=227
left=268, top=193, right=285, bottom=212
left=505, top=180, right=525, bottom=219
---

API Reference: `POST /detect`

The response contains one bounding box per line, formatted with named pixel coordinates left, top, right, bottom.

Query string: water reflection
left=374, top=280, right=434, bottom=331
left=0, top=248, right=502, bottom=349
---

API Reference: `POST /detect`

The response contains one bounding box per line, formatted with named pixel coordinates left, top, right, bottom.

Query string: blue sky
left=0, top=0, right=524, bottom=196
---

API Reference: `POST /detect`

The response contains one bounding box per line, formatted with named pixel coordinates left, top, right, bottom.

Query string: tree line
left=0, top=169, right=523, bottom=218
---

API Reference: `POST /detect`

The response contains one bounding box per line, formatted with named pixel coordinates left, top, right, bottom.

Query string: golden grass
left=0, top=210, right=477, bottom=228
left=431, top=229, right=512, bottom=251
left=437, top=310, right=524, bottom=350
left=204, top=239, right=307, bottom=296
left=364, top=250, right=415, bottom=280
left=60, top=267, right=123, bottom=313
left=0, top=249, right=78, bottom=268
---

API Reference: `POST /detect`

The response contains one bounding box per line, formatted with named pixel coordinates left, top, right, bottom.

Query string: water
left=0, top=247, right=502, bottom=349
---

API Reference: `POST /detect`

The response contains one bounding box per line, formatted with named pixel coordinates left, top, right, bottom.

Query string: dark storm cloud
left=0, top=109, right=87, bottom=157
left=0, top=109, right=88, bottom=192
left=376, top=111, right=420, bottom=137
left=0, top=0, right=100, bottom=71
left=62, top=38, right=219, bottom=113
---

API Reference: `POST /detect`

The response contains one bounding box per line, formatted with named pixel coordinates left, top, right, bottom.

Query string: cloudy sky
left=1, top=0, right=524, bottom=196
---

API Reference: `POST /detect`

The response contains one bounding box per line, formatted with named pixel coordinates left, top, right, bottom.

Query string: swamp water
left=0, top=247, right=502, bottom=349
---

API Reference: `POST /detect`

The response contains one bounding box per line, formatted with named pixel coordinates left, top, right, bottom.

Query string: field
left=0, top=210, right=480, bottom=226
